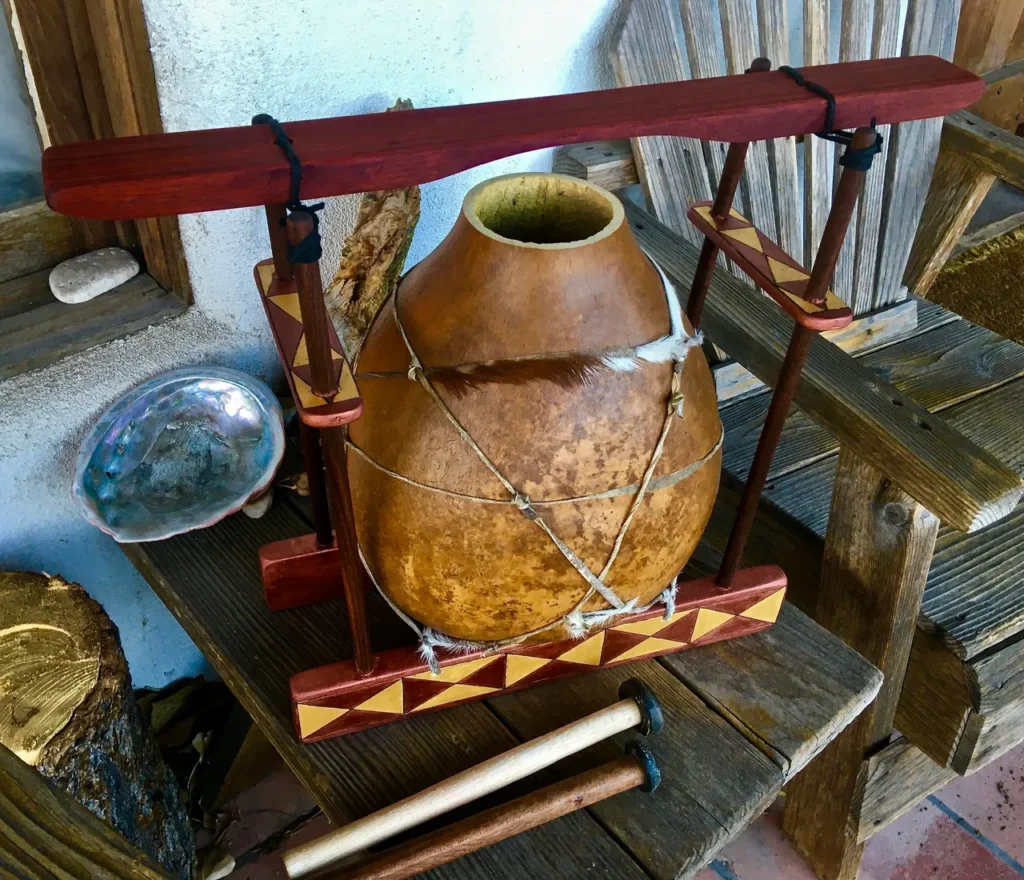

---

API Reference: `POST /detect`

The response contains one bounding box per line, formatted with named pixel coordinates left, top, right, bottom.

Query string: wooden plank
left=489, top=662, right=783, bottom=880
left=122, top=503, right=646, bottom=880
left=857, top=738, right=956, bottom=842
left=612, top=0, right=712, bottom=247
left=0, top=199, right=77, bottom=284
left=0, top=267, right=58, bottom=321
left=663, top=603, right=881, bottom=780
left=627, top=202, right=1024, bottom=533
left=0, top=273, right=185, bottom=380
left=953, top=698, right=1024, bottom=773
left=0, top=742, right=171, bottom=880
left=713, top=298, right=921, bottom=403
left=42, top=57, right=983, bottom=220
left=943, top=109, right=1024, bottom=188
left=973, top=634, right=1024, bottom=715
left=720, top=315, right=1024, bottom=482
left=953, top=0, right=1024, bottom=73
left=894, top=629, right=974, bottom=767
left=755, top=0, right=800, bottom=258
left=904, top=149, right=996, bottom=297
left=551, top=141, right=638, bottom=191
left=875, top=0, right=961, bottom=309
left=719, top=0, right=778, bottom=241
left=834, top=0, right=872, bottom=307
left=782, top=449, right=940, bottom=880
left=802, top=0, right=832, bottom=267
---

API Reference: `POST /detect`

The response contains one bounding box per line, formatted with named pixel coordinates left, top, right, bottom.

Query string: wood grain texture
left=0, top=272, right=184, bottom=380
left=719, top=0, right=777, bottom=241
left=973, top=636, right=1024, bottom=716
left=713, top=298, right=921, bottom=403
left=612, top=0, right=712, bottom=247
left=121, top=502, right=647, bottom=880
left=802, top=0, right=832, bottom=267
left=663, top=602, right=881, bottom=779
left=904, top=149, right=996, bottom=296
left=0, top=199, right=77, bottom=285
left=489, top=662, right=783, bottom=880
left=875, top=0, right=961, bottom=307
left=857, top=738, right=955, bottom=842
left=782, top=450, right=939, bottom=880
left=953, top=699, right=1024, bottom=773
left=43, top=57, right=983, bottom=220
left=953, top=0, right=1024, bottom=74
left=627, top=202, right=1024, bottom=533
left=755, top=0, right=800, bottom=257
left=551, top=141, right=637, bottom=192
left=0, top=742, right=172, bottom=880
left=943, top=109, right=1024, bottom=187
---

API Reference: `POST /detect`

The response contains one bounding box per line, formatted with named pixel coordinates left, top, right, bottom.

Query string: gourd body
left=349, top=173, right=721, bottom=642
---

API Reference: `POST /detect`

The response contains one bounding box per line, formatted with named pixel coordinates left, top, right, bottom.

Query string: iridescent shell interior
left=74, top=367, right=285, bottom=542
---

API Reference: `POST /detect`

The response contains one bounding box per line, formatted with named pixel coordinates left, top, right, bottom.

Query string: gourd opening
left=466, top=173, right=619, bottom=247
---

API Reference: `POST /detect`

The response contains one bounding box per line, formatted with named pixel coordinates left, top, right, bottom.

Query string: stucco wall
left=0, top=0, right=622, bottom=686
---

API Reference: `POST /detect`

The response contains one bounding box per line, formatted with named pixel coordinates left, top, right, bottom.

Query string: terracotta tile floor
left=217, top=741, right=1024, bottom=878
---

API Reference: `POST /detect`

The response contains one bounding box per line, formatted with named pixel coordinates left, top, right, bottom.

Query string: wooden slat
left=0, top=273, right=185, bottom=380
left=875, top=0, right=961, bottom=308
left=802, top=0, right=832, bottom=267
left=755, top=0, right=800, bottom=258
left=719, top=0, right=778, bottom=242
left=953, top=0, right=1024, bottom=74
left=953, top=698, right=1024, bottom=774
left=713, top=298, right=922, bottom=403
left=0, top=199, right=77, bottom=285
left=122, top=503, right=646, bottom=880
left=720, top=315, right=1024, bottom=482
left=857, top=738, right=955, bottom=842
left=627, top=202, right=1024, bottom=533
left=663, top=603, right=881, bottom=779
left=0, top=742, right=171, bottom=879
left=782, top=449, right=940, bottom=879
left=43, top=57, right=983, bottom=220
left=612, top=0, right=712, bottom=247
left=0, top=268, right=59, bottom=321
left=973, top=636, right=1024, bottom=716
left=943, top=109, right=1024, bottom=188
left=551, top=141, right=638, bottom=191
left=489, top=663, right=783, bottom=880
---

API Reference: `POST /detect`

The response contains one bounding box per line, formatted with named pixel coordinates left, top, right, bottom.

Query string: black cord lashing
left=777, top=66, right=883, bottom=172
left=252, top=113, right=325, bottom=264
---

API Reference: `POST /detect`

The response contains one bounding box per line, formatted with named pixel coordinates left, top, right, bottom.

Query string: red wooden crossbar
left=43, top=56, right=980, bottom=220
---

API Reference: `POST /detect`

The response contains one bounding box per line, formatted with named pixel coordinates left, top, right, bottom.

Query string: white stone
left=49, top=247, right=140, bottom=304
left=242, top=488, right=274, bottom=519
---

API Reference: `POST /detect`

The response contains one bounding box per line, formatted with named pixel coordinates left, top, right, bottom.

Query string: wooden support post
left=782, top=448, right=939, bottom=879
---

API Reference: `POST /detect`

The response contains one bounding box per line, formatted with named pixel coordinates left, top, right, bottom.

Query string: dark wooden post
left=782, top=449, right=939, bottom=878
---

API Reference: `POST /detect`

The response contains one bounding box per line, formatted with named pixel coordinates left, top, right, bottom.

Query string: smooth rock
left=49, top=247, right=140, bottom=304
left=242, top=488, right=274, bottom=519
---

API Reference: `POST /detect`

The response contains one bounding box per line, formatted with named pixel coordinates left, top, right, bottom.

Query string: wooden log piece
left=0, top=571, right=194, bottom=879
left=283, top=691, right=650, bottom=877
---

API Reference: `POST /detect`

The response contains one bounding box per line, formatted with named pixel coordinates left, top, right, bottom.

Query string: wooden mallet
left=283, top=678, right=663, bottom=878
left=326, top=740, right=661, bottom=880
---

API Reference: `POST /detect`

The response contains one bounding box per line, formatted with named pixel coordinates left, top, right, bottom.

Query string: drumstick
left=327, top=742, right=660, bottom=880
left=283, top=679, right=663, bottom=878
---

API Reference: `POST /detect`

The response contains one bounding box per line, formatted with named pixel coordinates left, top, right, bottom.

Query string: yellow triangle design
left=297, top=704, right=348, bottom=738
left=292, top=334, right=343, bottom=369
left=767, top=256, right=809, bottom=284
left=337, top=361, right=358, bottom=400
left=694, top=205, right=713, bottom=223
left=256, top=262, right=274, bottom=294
left=410, top=655, right=500, bottom=683
left=354, top=680, right=404, bottom=714
left=505, top=655, right=552, bottom=687
left=557, top=632, right=606, bottom=666
left=292, top=373, right=324, bottom=409
left=412, top=684, right=497, bottom=712
left=724, top=226, right=764, bottom=252
left=740, top=588, right=786, bottom=623
left=610, top=636, right=684, bottom=663
left=666, top=609, right=695, bottom=626
left=614, top=615, right=672, bottom=637
left=729, top=207, right=747, bottom=221
left=691, top=608, right=735, bottom=642
left=269, top=292, right=304, bottom=322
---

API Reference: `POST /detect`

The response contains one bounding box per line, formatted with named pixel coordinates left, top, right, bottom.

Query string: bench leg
left=782, top=448, right=939, bottom=879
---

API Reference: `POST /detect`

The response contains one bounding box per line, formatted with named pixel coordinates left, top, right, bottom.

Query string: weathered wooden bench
left=123, top=456, right=880, bottom=878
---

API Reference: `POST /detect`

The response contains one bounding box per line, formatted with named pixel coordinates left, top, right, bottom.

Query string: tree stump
left=0, top=571, right=194, bottom=879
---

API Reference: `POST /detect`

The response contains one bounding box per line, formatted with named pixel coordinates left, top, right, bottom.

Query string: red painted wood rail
left=42, top=56, right=981, bottom=220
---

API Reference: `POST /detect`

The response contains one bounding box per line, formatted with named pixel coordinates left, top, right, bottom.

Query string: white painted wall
left=0, top=0, right=623, bottom=686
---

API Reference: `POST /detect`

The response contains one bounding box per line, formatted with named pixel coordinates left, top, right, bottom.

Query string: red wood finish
left=687, top=203, right=854, bottom=331
left=289, top=566, right=787, bottom=743
left=259, top=533, right=345, bottom=611
left=253, top=260, right=362, bottom=428
left=43, top=57, right=981, bottom=220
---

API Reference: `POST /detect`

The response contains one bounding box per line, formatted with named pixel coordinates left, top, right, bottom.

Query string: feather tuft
left=425, top=353, right=606, bottom=397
